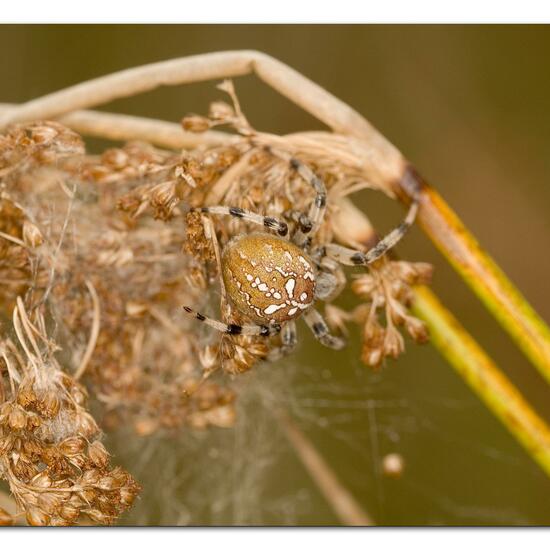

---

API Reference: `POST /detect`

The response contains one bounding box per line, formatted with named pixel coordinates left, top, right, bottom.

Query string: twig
left=0, top=230, right=26, bottom=248
left=277, top=410, right=374, bottom=526
left=0, top=103, right=234, bottom=150
left=74, top=279, right=100, bottom=381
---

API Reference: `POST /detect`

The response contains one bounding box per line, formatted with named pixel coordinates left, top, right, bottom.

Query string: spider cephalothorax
left=183, top=147, right=419, bottom=354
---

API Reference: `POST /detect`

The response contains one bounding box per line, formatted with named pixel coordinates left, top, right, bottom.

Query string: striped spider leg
left=263, top=145, right=327, bottom=247
left=191, top=205, right=289, bottom=237
left=320, top=198, right=419, bottom=267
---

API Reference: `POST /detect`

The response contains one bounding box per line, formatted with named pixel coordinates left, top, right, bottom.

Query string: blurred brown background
left=1, top=25, right=549, bottom=525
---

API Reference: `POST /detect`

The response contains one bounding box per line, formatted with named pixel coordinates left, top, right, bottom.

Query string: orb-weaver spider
left=183, top=146, right=419, bottom=354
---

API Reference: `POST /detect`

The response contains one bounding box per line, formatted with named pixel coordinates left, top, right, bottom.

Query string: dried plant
left=0, top=299, right=139, bottom=525
left=0, top=81, right=430, bottom=524
left=1, top=50, right=549, bottom=525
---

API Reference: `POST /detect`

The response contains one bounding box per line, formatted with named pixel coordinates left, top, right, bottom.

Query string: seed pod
left=97, top=476, right=117, bottom=491
left=59, top=436, right=86, bottom=457
left=405, top=316, right=429, bottom=344
left=70, top=385, right=87, bottom=406
left=88, top=440, right=109, bottom=469
left=40, top=391, right=60, bottom=418
left=0, top=507, right=14, bottom=526
left=31, top=471, right=53, bottom=488
left=84, top=508, right=108, bottom=524
left=76, top=411, right=99, bottom=438
left=8, top=407, right=27, bottom=430
left=181, top=115, right=211, bottom=133
left=60, top=504, right=81, bottom=523
left=119, top=487, right=137, bottom=507
left=81, top=468, right=101, bottom=485
left=80, top=488, right=98, bottom=504
left=17, top=383, right=37, bottom=408
left=0, top=402, right=13, bottom=424
left=26, top=507, right=50, bottom=526
left=22, top=220, right=44, bottom=248
left=49, top=517, right=71, bottom=527
left=37, top=492, right=64, bottom=515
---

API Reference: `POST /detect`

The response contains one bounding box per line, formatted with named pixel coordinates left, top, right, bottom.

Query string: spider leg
left=289, top=157, right=327, bottom=244
left=182, top=306, right=281, bottom=336
left=302, top=308, right=346, bottom=350
left=267, top=320, right=298, bottom=360
left=322, top=199, right=419, bottom=266
left=191, top=206, right=288, bottom=237
left=282, top=209, right=314, bottom=236
left=262, top=146, right=327, bottom=245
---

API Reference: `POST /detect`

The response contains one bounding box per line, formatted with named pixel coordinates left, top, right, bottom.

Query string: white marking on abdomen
left=285, top=278, right=295, bottom=298
left=264, top=303, right=287, bottom=315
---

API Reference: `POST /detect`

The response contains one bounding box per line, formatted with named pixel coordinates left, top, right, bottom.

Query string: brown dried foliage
left=0, top=84, right=431, bottom=524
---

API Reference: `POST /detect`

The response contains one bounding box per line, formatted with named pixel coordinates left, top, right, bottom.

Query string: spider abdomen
left=222, top=233, right=316, bottom=324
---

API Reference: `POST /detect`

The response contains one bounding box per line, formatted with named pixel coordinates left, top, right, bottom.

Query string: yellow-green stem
left=401, top=173, right=550, bottom=385
left=412, top=285, right=550, bottom=478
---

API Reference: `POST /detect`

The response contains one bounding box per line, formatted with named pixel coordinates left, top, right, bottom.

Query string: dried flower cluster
left=0, top=81, right=431, bottom=524
left=351, top=258, right=433, bottom=368
left=0, top=300, right=140, bottom=525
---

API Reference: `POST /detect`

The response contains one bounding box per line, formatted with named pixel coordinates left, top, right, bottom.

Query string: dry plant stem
left=0, top=51, right=380, bottom=147
left=277, top=411, right=374, bottom=526
left=0, top=104, right=234, bottom=150
left=412, top=286, right=550, bottom=478
left=2, top=51, right=546, bottom=383
left=74, top=279, right=101, bottom=381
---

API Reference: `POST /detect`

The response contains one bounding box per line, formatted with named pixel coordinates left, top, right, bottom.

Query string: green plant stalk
left=412, top=285, right=550, bottom=477
left=399, top=173, right=550, bottom=385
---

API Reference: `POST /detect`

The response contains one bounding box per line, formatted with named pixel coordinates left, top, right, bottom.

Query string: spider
left=182, top=147, right=419, bottom=354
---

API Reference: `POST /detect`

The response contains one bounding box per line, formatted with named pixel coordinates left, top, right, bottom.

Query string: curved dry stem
left=0, top=103, right=235, bottom=150
left=0, top=51, right=381, bottom=145
left=74, top=280, right=101, bottom=381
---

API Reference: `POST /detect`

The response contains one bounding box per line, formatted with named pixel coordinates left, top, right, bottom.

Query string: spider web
left=106, top=330, right=549, bottom=526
